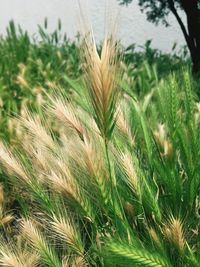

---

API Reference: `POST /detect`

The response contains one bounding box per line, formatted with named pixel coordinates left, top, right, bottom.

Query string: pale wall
left=0, top=0, right=186, bottom=52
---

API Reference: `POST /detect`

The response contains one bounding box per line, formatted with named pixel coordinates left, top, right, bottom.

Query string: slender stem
left=104, top=138, right=115, bottom=210
left=105, top=138, right=113, bottom=184
left=104, top=138, right=130, bottom=236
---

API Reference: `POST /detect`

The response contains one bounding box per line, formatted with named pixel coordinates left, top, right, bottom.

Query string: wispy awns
left=21, top=219, right=44, bottom=250
left=0, top=9, right=198, bottom=267
left=116, top=107, right=135, bottom=145
left=81, top=28, right=121, bottom=141
left=49, top=97, right=85, bottom=139
left=19, top=109, right=55, bottom=150
left=0, top=142, right=29, bottom=183
left=163, top=216, right=185, bottom=252
left=62, top=255, right=86, bottom=267
left=21, top=219, right=61, bottom=267
left=69, top=135, right=106, bottom=183
left=0, top=242, right=39, bottom=267
left=117, top=150, right=138, bottom=192
left=50, top=215, right=84, bottom=255
left=46, top=169, right=78, bottom=201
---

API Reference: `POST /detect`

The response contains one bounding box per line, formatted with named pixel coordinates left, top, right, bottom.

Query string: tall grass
left=0, top=21, right=188, bottom=143
left=0, top=20, right=80, bottom=142
left=0, top=24, right=199, bottom=267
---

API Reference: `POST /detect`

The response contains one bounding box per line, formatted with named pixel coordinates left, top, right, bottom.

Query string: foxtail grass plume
left=118, top=150, right=138, bottom=191
left=164, top=216, right=185, bottom=252
left=116, top=107, right=134, bottom=144
left=62, top=255, right=86, bottom=267
left=82, top=26, right=121, bottom=142
left=51, top=215, right=84, bottom=256
left=148, top=227, right=162, bottom=248
left=21, top=219, right=61, bottom=267
left=154, top=124, right=173, bottom=159
left=49, top=97, right=85, bottom=138
left=0, top=242, right=39, bottom=267
left=0, top=143, right=29, bottom=183
left=19, top=110, right=55, bottom=150
left=0, top=248, right=24, bottom=267
left=46, top=170, right=78, bottom=200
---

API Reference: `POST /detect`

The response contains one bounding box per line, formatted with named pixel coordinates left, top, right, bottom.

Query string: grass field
left=0, top=21, right=199, bottom=267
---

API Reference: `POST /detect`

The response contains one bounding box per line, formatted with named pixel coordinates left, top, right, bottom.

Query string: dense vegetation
left=0, top=21, right=188, bottom=141
left=0, top=21, right=199, bottom=267
left=118, top=0, right=200, bottom=73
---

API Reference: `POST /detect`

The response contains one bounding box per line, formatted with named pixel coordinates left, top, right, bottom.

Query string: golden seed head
left=164, top=216, right=185, bottom=252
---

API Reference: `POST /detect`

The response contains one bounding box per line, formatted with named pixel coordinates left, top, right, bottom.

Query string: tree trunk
left=181, top=0, right=200, bottom=74
left=169, top=0, right=200, bottom=74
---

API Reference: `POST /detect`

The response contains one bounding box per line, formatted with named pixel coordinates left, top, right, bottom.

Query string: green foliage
left=104, top=241, right=172, bottom=267
left=0, top=21, right=188, bottom=143
left=0, top=20, right=80, bottom=142
left=0, top=21, right=199, bottom=267
left=118, top=0, right=200, bottom=75
left=1, top=66, right=199, bottom=266
left=117, top=0, right=188, bottom=26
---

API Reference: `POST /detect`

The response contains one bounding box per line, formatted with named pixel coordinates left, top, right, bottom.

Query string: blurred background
left=0, top=0, right=192, bottom=143
left=0, top=0, right=185, bottom=52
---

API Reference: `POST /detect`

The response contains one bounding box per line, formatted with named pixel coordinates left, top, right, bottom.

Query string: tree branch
left=167, top=0, right=189, bottom=46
